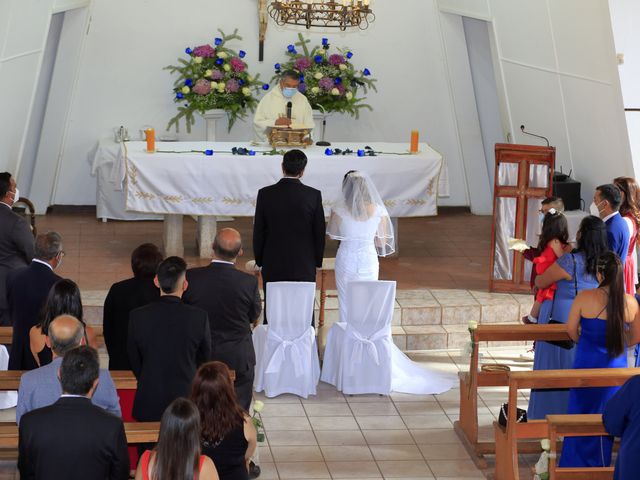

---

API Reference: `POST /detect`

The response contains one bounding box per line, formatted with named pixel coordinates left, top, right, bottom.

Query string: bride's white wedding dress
left=328, top=205, right=455, bottom=395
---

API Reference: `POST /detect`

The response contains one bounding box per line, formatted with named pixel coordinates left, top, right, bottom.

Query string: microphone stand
left=315, top=104, right=331, bottom=146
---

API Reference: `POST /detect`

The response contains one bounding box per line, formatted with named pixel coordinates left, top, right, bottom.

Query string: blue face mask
left=282, top=87, right=297, bottom=98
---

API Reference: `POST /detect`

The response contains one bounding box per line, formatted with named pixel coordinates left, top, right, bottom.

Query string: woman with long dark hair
left=559, top=252, right=640, bottom=467
left=29, top=279, right=97, bottom=366
left=528, top=215, right=609, bottom=419
left=135, top=397, right=218, bottom=480
left=613, top=177, right=640, bottom=294
left=190, top=362, right=256, bottom=480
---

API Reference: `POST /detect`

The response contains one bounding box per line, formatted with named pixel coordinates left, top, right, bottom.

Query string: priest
left=253, top=70, right=314, bottom=142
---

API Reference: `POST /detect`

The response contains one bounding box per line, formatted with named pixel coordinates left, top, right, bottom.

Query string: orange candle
left=410, top=130, right=419, bottom=153
left=145, top=128, right=155, bottom=152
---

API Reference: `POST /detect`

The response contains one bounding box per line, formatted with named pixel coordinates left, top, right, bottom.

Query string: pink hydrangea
left=318, top=77, right=334, bottom=90
left=230, top=57, right=246, bottom=73
left=336, top=84, right=346, bottom=95
left=192, top=44, right=216, bottom=58
left=294, top=57, right=312, bottom=71
left=328, top=54, right=346, bottom=66
left=210, top=70, right=224, bottom=80
left=225, top=79, right=240, bottom=93
left=193, top=79, right=212, bottom=95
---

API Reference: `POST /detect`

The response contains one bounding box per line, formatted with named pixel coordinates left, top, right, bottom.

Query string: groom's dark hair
left=282, top=150, right=307, bottom=176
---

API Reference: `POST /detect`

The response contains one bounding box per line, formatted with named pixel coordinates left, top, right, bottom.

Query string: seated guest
left=603, top=375, right=640, bottom=480
left=184, top=228, right=261, bottom=411
left=0, top=171, right=35, bottom=326
left=191, top=361, right=257, bottom=480
left=18, top=346, right=129, bottom=480
left=7, top=232, right=63, bottom=370
left=591, top=183, right=629, bottom=266
left=28, top=279, right=98, bottom=367
left=135, top=397, right=218, bottom=480
left=104, top=243, right=162, bottom=370
left=17, top=315, right=120, bottom=424
left=128, top=256, right=211, bottom=423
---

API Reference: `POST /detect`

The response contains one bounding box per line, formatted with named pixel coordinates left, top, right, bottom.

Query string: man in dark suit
left=253, top=149, right=325, bottom=322
left=18, top=345, right=129, bottom=480
left=592, top=184, right=630, bottom=265
left=184, top=228, right=262, bottom=411
left=7, top=232, right=64, bottom=370
left=0, top=172, right=34, bottom=326
left=103, top=243, right=162, bottom=370
left=128, top=256, right=211, bottom=422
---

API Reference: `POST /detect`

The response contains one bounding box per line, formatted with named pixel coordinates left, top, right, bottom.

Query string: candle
left=145, top=128, right=155, bottom=152
left=410, top=130, right=419, bottom=153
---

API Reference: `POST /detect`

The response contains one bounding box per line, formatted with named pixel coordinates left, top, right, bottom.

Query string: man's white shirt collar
left=603, top=211, right=619, bottom=223
left=32, top=258, right=54, bottom=270
left=211, top=260, right=234, bottom=265
left=0, top=201, right=11, bottom=209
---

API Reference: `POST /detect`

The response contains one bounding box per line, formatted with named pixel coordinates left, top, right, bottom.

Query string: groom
left=253, top=149, right=326, bottom=323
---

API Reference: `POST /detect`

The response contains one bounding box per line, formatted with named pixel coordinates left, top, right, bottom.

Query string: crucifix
left=258, top=0, right=268, bottom=61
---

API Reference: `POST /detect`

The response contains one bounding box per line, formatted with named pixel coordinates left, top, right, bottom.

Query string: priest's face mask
left=280, top=77, right=299, bottom=98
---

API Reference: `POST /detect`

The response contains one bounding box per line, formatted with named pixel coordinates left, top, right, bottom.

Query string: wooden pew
left=455, top=323, right=570, bottom=465
left=0, top=326, right=105, bottom=348
left=546, top=414, right=613, bottom=480
left=0, top=370, right=137, bottom=390
left=494, top=368, right=640, bottom=480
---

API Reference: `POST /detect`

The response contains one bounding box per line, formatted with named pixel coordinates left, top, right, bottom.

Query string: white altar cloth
left=123, top=142, right=448, bottom=217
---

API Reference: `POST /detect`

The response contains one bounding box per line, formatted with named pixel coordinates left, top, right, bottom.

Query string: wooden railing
left=0, top=326, right=105, bottom=348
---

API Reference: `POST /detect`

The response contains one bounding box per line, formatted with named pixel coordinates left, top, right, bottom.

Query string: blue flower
left=325, top=148, right=333, bottom=156
left=322, top=38, right=329, bottom=46
left=262, top=84, right=270, bottom=90
left=184, top=78, right=194, bottom=87
left=216, top=58, right=224, bottom=65
left=357, top=149, right=365, bottom=157
left=214, top=38, right=222, bottom=46
left=298, top=82, right=307, bottom=93
left=335, top=77, right=342, bottom=85
left=274, top=63, right=281, bottom=71
left=239, top=50, right=246, bottom=58
left=249, top=150, right=256, bottom=156
left=287, top=44, right=297, bottom=54
left=238, top=79, right=245, bottom=85
left=299, top=74, right=305, bottom=82
left=205, top=149, right=214, bottom=156
left=176, top=92, right=184, bottom=99
left=185, top=47, right=193, bottom=55
left=314, top=55, right=323, bottom=64
left=363, top=68, right=371, bottom=76
left=346, top=51, right=353, bottom=59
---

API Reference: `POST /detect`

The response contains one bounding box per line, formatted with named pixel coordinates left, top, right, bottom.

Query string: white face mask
left=13, top=188, right=19, bottom=203
left=590, top=201, right=602, bottom=217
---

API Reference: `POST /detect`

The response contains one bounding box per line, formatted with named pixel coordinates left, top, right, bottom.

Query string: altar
left=105, top=141, right=448, bottom=256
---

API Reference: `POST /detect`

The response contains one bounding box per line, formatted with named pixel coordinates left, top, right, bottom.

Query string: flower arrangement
left=165, top=29, right=268, bottom=133
left=533, top=439, right=551, bottom=480
left=252, top=400, right=266, bottom=443
left=271, top=33, right=377, bottom=117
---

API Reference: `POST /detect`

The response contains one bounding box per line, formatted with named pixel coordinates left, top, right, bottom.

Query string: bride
left=326, top=171, right=455, bottom=395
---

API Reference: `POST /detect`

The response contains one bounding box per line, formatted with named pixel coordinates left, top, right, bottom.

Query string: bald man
left=184, top=228, right=262, bottom=410
left=16, top=315, right=120, bottom=424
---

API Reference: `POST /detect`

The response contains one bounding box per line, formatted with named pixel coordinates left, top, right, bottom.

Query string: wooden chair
left=455, top=323, right=570, bottom=466
left=12, top=198, right=37, bottom=237
left=546, top=414, right=613, bottom=480
left=494, top=368, right=640, bottom=480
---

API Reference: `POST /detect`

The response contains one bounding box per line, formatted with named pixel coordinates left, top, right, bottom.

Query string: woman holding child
left=527, top=215, right=608, bottom=419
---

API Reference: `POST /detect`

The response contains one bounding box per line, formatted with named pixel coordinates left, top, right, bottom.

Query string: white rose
left=242, top=87, right=251, bottom=96
left=218, top=84, right=226, bottom=92
left=193, top=56, right=203, bottom=64
left=330, top=88, right=340, bottom=95
left=247, top=75, right=253, bottom=81
left=468, top=320, right=478, bottom=330
left=223, top=64, right=231, bottom=72
left=253, top=400, right=265, bottom=413
left=181, top=86, right=190, bottom=94
left=311, top=86, right=320, bottom=94
left=314, top=72, right=323, bottom=80
left=210, top=81, right=218, bottom=89
left=339, top=64, right=347, bottom=71
left=217, top=51, right=228, bottom=59
left=540, top=439, right=551, bottom=451
left=205, top=69, right=213, bottom=77
left=345, top=91, right=353, bottom=100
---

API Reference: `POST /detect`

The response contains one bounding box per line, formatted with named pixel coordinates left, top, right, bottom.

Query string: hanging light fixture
left=268, top=0, right=375, bottom=31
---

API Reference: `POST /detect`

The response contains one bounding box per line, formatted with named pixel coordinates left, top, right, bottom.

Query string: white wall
left=50, top=0, right=470, bottom=207
left=439, top=0, right=633, bottom=204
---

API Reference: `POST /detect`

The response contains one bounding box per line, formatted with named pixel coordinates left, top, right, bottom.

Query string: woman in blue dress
left=527, top=216, right=608, bottom=419
left=559, top=251, right=640, bottom=467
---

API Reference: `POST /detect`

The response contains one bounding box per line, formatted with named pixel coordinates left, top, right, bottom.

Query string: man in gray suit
left=16, top=315, right=121, bottom=424
left=0, top=172, right=34, bottom=326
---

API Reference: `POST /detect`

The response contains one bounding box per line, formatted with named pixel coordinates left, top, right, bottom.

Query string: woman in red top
left=614, top=177, right=640, bottom=294
left=135, top=398, right=218, bottom=480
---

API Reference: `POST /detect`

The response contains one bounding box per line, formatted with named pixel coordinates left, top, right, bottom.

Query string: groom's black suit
left=253, top=178, right=326, bottom=320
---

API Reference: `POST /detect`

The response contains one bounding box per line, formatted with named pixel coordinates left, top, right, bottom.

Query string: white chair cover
left=253, top=282, right=320, bottom=398
left=321, top=281, right=396, bottom=394
left=0, top=345, right=17, bottom=409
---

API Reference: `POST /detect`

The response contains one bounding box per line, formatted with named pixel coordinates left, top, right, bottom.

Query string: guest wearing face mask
left=591, top=184, right=629, bottom=267
left=253, top=70, right=314, bottom=142
left=0, top=172, right=34, bottom=326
